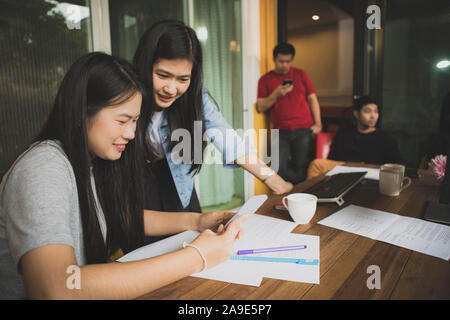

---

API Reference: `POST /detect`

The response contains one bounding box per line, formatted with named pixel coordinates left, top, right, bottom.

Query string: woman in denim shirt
left=133, top=20, right=293, bottom=214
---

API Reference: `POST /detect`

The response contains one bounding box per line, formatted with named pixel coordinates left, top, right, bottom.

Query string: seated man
left=307, top=96, right=404, bottom=179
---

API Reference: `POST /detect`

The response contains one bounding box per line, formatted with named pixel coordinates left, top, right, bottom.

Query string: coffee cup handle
left=282, top=196, right=288, bottom=210
left=401, top=177, right=412, bottom=191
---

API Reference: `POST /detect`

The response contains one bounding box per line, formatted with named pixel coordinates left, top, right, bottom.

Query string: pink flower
left=429, top=155, right=447, bottom=181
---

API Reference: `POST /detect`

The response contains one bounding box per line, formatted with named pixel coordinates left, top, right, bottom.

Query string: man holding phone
left=257, top=42, right=322, bottom=184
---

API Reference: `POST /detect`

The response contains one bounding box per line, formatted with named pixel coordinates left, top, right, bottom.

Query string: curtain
left=193, top=0, right=244, bottom=208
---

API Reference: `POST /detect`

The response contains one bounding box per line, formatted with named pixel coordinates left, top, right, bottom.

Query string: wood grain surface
left=138, top=171, right=450, bottom=300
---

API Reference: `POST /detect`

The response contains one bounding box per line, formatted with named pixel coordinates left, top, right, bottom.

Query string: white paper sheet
left=317, top=205, right=400, bottom=240
left=118, top=229, right=264, bottom=286
left=318, top=204, right=450, bottom=260
left=326, top=165, right=380, bottom=180
left=233, top=213, right=296, bottom=242
left=377, top=216, right=450, bottom=260
left=118, top=212, right=302, bottom=286
left=242, top=233, right=320, bottom=284
left=117, top=230, right=199, bottom=263
left=191, top=213, right=297, bottom=285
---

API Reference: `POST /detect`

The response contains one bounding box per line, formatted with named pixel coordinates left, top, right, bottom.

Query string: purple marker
left=237, top=244, right=307, bottom=255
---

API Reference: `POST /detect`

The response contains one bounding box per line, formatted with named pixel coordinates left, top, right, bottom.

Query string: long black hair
left=36, top=52, right=148, bottom=264
left=133, top=19, right=206, bottom=173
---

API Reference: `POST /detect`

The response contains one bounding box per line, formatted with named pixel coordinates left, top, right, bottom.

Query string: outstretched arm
left=142, top=210, right=236, bottom=236
left=20, top=215, right=246, bottom=300
left=235, top=152, right=293, bottom=194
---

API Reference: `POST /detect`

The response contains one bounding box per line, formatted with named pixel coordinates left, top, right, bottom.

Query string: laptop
left=275, top=171, right=367, bottom=208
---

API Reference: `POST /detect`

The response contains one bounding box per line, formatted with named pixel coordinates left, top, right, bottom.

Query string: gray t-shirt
left=0, top=140, right=107, bottom=299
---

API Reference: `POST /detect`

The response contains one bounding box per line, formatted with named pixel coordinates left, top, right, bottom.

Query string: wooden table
left=139, top=173, right=450, bottom=300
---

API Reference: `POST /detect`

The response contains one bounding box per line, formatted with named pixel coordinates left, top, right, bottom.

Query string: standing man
left=257, top=42, right=322, bottom=184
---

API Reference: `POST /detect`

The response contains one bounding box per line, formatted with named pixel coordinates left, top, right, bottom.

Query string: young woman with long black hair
left=133, top=20, right=293, bottom=213
left=0, top=52, right=245, bottom=299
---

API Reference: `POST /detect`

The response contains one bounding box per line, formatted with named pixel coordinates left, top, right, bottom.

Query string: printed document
left=118, top=213, right=321, bottom=286
left=192, top=214, right=297, bottom=286
left=318, top=205, right=450, bottom=260
left=238, top=232, right=320, bottom=284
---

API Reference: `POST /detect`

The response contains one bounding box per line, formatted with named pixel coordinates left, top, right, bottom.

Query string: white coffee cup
left=379, top=163, right=412, bottom=196
left=282, top=193, right=318, bottom=224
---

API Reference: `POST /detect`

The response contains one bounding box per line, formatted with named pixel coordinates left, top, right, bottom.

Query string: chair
left=316, top=132, right=336, bottom=159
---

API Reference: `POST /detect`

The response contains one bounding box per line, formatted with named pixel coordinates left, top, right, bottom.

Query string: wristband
left=261, top=170, right=275, bottom=183
left=183, top=241, right=207, bottom=272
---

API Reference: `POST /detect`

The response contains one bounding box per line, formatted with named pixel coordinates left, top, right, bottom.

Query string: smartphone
left=282, top=79, right=293, bottom=86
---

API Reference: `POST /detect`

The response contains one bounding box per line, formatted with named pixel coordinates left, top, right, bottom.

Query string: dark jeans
left=278, top=128, right=312, bottom=184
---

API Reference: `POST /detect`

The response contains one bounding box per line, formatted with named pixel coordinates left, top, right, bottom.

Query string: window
left=109, top=0, right=185, bottom=61
left=381, top=0, right=450, bottom=167
left=0, top=0, right=92, bottom=176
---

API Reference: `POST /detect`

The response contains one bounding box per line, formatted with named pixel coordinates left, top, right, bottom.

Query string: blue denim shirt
left=148, top=88, right=257, bottom=208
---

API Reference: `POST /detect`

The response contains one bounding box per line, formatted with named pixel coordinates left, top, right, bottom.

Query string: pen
left=230, top=255, right=319, bottom=265
left=237, top=244, right=307, bottom=255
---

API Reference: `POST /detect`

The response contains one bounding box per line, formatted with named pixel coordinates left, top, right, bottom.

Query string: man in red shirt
left=257, top=43, right=322, bottom=183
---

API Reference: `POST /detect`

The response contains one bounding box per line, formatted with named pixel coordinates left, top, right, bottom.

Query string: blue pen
left=230, top=255, right=319, bottom=265
left=237, top=244, right=307, bottom=255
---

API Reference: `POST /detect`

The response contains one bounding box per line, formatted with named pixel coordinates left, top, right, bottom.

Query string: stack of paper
left=318, top=204, right=450, bottom=260
left=192, top=214, right=320, bottom=286
left=229, top=226, right=320, bottom=284
left=118, top=214, right=320, bottom=286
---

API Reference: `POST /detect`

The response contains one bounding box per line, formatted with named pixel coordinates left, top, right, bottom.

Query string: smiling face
left=152, top=58, right=193, bottom=108
left=86, top=92, right=142, bottom=160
